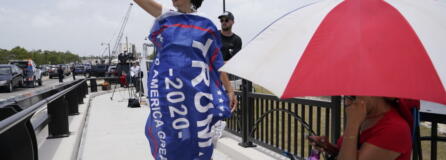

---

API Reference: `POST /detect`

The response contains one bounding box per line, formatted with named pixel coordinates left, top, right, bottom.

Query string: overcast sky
left=0, top=0, right=313, bottom=56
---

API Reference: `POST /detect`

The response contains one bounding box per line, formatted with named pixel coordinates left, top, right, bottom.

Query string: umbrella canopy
left=221, top=0, right=446, bottom=105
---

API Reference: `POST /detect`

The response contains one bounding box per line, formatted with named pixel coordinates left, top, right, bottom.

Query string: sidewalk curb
left=74, top=90, right=122, bottom=160
left=216, top=131, right=288, bottom=160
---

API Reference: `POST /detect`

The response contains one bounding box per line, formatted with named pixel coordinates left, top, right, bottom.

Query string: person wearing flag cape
left=134, top=0, right=237, bottom=159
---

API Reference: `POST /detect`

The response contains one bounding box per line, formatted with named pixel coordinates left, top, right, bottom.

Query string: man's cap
left=218, top=11, right=234, bottom=20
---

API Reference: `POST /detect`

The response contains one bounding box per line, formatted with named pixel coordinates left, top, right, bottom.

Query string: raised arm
left=134, top=0, right=162, bottom=17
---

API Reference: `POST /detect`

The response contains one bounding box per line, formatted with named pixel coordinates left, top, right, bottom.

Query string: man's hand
left=228, top=92, right=238, bottom=112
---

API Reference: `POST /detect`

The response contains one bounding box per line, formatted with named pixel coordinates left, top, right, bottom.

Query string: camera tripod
left=109, top=62, right=142, bottom=107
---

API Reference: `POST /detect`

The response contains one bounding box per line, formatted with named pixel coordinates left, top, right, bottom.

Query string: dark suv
left=8, top=60, right=43, bottom=87
left=0, top=64, right=24, bottom=92
left=89, top=64, right=108, bottom=77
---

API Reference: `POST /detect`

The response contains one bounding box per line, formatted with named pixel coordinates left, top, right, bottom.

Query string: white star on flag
left=157, top=34, right=164, bottom=43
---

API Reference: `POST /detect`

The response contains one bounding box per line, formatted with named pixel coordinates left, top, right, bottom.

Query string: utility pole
left=101, top=43, right=111, bottom=64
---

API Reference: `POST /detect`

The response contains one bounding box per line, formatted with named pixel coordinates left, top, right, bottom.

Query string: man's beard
left=222, top=25, right=232, bottom=31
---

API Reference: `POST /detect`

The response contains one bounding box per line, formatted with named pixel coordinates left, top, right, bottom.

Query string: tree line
left=0, top=46, right=81, bottom=65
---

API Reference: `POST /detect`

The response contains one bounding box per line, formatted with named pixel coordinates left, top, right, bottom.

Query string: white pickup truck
left=8, top=60, right=43, bottom=87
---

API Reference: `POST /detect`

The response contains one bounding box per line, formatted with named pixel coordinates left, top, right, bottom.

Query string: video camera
left=118, top=51, right=136, bottom=64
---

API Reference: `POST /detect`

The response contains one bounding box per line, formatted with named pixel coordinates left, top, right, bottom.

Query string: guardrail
left=0, top=79, right=88, bottom=160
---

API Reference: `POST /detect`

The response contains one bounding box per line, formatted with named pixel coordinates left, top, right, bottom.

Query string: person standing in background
left=218, top=11, right=242, bottom=63
left=57, top=65, right=64, bottom=83
left=71, top=65, right=76, bottom=80
left=130, top=62, right=141, bottom=93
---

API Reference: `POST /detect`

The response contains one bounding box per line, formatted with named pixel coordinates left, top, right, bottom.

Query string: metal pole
left=223, top=0, right=226, bottom=12
left=239, top=79, right=255, bottom=147
left=108, top=43, right=111, bottom=65
left=330, top=96, right=342, bottom=143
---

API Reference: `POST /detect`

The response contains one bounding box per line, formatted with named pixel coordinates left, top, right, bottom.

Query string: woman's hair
left=383, top=97, right=399, bottom=107
left=191, top=0, right=203, bottom=9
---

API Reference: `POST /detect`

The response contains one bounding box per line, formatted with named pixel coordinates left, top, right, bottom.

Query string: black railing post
left=330, top=96, right=342, bottom=143
left=239, top=79, right=255, bottom=147
left=431, top=122, right=438, bottom=160
left=80, top=81, right=88, bottom=98
left=90, top=79, right=97, bottom=92
left=0, top=106, right=37, bottom=160
left=77, top=87, right=84, bottom=104
left=47, top=96, right=70, bottom=138
left=67, top=91, right=79, bottom=115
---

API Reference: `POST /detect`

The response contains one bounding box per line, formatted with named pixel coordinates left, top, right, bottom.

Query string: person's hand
left=308, top=136, right=339, bottom=156
left=345, top=99, right=367, bottom=128
left=228, top=92, right=238, bottom=112
left=309, top=136, right=329, bottom=152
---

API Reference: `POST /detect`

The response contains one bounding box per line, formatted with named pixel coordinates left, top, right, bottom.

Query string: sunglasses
left=220, top=19, right=230, bottom=23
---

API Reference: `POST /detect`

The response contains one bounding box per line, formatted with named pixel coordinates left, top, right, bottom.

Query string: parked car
left=0, top=64, right=24, bottom=92
left=8, top=60, right=42, bottom=87
left=106, top=65, right=118, bottom=77
left=39, top=65, right=50, bottom=76
left=90, top=64, right=108, bottom=77
left=84, top=64, right=92, bottom=74
left=62, top=64, right=71, bottom=76
left=74, top=65, right=86, bottom=75
left=48, top=65, right=59, bottom=79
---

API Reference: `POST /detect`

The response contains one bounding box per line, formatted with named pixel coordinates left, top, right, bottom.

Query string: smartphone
left=307, top=135, right=339, bottom=156
left=307, top=135, right=326, bottom=148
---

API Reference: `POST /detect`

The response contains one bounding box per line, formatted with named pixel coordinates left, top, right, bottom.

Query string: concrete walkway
left=38, top=89, right=285, bottom=160
left=78, top=90, right=151, bottom=160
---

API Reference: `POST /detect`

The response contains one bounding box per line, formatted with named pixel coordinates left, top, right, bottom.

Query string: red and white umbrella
left=221, top=0, right=446, bottom=105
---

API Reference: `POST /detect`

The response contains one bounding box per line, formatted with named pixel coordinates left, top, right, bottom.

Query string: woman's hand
left=345, top=99, right=367, bottom=128
left=228, top=92, right=238, bottom=112
left=309, top=136, right=338, bottom=156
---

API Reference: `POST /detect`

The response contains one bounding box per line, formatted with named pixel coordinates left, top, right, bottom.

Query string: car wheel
left=7, top=82, right=13, bottom=92
left=19, top=80, right=24, bottom=87
left=30, top=78, right=36, bottom=88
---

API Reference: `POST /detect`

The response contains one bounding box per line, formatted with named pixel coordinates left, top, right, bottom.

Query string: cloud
left=56, top=0, right=86, bottom=10
left=0, top=0, right=315, bottom=56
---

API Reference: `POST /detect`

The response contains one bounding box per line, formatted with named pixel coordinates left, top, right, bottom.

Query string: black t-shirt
left=219, top=32, right=242, bottom=61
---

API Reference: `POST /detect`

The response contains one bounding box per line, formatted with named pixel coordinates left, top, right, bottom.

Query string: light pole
left=223, top=0, right=226, bottom=12
left=101, top=43, right=111, bottom=65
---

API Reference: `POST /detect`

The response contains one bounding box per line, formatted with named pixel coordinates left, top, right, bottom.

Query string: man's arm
left=233, top=36, right=242, bottom=55
left=134, top=0, right=162, bottom=17
left=220, top=72, right=237, bottom=112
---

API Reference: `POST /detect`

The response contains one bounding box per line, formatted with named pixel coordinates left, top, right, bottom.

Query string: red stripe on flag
left=147, top=127, right=158, bottom=158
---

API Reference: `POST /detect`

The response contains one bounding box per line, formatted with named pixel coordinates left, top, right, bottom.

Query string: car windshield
left=10, top=62, right=28, bottom=69
left=0, top=67, right=11, bottom=75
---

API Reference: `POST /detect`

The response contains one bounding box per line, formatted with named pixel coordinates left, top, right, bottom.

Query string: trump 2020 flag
left=145, top=11, right=232, bottom=160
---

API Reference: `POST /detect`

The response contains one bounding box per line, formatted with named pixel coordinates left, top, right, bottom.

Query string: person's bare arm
left=357, top=143, right=400, bottom=160
left=134, top=0, right=162, bottom=17
left=220, top=72, right=237, bottom=112
left=337, top=100, right=400, bottom=160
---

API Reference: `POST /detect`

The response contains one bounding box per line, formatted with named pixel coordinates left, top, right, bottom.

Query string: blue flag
left=145, top=12, right=232, bottom=160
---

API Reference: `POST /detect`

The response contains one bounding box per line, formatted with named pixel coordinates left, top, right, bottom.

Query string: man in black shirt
left=218, top=11, right=242, bottom=62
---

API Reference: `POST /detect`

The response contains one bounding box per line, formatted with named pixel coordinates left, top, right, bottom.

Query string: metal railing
left=416, top=112, right=446, bottom=160
left=225, top=80, right=342, bottom=158
left=226, top=80, right=444, bottom=159
left=0, top=79, right=88, bottom=160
